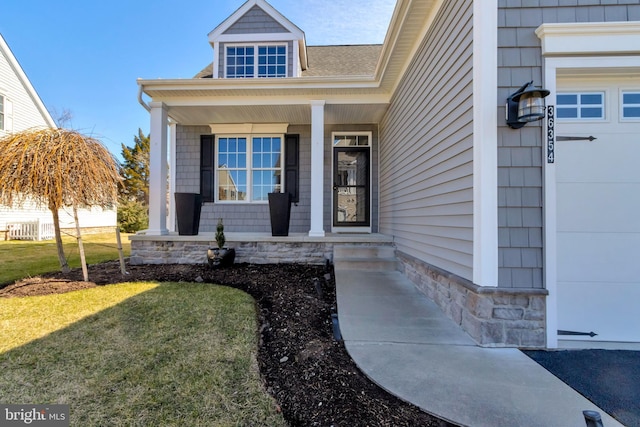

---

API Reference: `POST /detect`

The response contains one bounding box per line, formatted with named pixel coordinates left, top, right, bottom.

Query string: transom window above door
left=334, top=134, right=370, bottom=147
left=225, top=44, right=287, bottom=78
left=556, top=92, right=605, bottom=120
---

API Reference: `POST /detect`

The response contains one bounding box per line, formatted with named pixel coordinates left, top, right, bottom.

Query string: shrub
left=117, top=198, right=148, bottom=233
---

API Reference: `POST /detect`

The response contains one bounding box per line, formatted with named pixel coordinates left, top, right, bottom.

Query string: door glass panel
left=335, top=150, right=369, bottom=225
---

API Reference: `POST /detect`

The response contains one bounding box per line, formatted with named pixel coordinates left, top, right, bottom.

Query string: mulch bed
left=1, top=261, right=455, bottom=427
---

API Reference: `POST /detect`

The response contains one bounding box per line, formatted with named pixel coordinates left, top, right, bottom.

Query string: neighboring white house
left=0, top=33, right=116, bottom=240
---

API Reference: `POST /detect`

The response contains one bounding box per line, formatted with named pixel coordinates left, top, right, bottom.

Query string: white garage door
left=556, top=75, right=640, bottom=345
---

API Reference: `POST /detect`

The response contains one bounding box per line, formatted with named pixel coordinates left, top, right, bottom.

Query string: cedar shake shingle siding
left=379, top=0, right=474, bottom=281
left=497, top=0, right=640, bottom=289
left=223, top=5, right=289, bottom=34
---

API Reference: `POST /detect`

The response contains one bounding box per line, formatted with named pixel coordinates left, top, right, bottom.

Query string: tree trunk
left=73, top=206, right=88, bottom=281
left=50, top=207, right=70, bottom=273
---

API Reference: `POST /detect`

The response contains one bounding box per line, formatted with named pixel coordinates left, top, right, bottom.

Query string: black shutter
left=200, top=135, right=215, bottom=202
left=284, top=134, right=299, bottom=203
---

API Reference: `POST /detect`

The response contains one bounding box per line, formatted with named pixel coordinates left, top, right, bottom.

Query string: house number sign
left=546, top=105, right=555, bottom=164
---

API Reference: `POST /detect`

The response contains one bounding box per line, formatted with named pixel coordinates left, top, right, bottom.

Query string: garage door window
left=557, top=92, right=604, bottom=120
left=622, top=92, right=640, bottom=120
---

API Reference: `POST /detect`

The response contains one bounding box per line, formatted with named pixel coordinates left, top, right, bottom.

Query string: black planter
left=175, top=193, right=202, bottom=236
left=268, top=192, right=291, bottom=236
left=207, top=247, right=236, bottom=268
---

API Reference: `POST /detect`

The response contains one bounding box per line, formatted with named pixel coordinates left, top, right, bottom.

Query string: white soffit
left=536, top=21, right=640, bottom=56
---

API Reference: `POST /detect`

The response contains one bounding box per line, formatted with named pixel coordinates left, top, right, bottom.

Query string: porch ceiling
left=163, top=103, right=389, bottom=125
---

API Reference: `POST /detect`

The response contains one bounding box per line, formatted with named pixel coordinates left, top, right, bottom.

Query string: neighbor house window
left=622, top=91, right=640, bottom=119
left=0, top=95, right=4, bottom=130
left=225, top=44, right=287, bottom=78
left=557, top=92, right=605, bottom=120
left=216, top=135, right=283, bottom=202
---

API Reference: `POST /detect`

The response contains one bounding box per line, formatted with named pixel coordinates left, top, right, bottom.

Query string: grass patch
left=0, top=282, right=286, bottom=426
left=0, top=232, right=131, bottom=285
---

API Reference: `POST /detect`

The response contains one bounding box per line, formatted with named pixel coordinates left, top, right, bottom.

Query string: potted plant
left=207, top=218, right=235, bottom=268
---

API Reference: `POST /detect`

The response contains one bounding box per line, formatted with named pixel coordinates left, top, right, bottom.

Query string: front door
left=332, top=133, right=371, bottom=232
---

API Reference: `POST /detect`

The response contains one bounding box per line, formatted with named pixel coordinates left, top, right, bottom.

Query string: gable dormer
left=208, top=0, right=308, bottom=79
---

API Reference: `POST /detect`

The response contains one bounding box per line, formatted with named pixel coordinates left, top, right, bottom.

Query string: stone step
left=334, top=257, right=398, bottom=272
left=334, top=245, right=398, bottom=272
left=334, top=245, right=395, bottom=260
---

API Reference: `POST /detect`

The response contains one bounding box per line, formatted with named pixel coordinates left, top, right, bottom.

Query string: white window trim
left=0, top=94, right=4, bottom=131
left=556, top=91, right=606, bottom=122
left=224, top=42, right=288, bottom=79
left=214, top=133, right=284, bottom=204
left=0, top=93, right=12, bottom=133
left=620, top=89, right=640, bottom=122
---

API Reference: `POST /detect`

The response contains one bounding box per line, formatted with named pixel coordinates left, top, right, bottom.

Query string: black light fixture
left=506, top=81, right=550, bottom=129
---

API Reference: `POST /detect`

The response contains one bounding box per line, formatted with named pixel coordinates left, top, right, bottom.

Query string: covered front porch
left=129, top=232, right=393, bottom=265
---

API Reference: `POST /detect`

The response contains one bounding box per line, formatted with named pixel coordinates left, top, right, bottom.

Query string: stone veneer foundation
left=397, top=251, right=548, bottom=348
left=129, top=233, right=393, bottom=266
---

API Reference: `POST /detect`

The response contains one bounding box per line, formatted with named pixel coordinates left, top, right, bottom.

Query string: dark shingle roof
left=193, top=44, right=382, bottom=79
left=302, top=44, right=382, bottom=77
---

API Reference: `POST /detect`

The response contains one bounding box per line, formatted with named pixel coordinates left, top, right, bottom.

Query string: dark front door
left=333, top=147, right=370, bottom=228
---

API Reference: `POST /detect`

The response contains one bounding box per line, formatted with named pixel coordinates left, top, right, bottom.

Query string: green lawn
left=0, top=282, right=286, bottom=426
left=0, top=231, right=131, bottom=285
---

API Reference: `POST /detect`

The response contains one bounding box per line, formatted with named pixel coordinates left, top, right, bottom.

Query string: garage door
left=556, top=75, right=640, bottom=345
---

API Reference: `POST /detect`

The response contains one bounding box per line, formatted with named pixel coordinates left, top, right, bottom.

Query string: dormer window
left=226, top=44, right=287, bottom=78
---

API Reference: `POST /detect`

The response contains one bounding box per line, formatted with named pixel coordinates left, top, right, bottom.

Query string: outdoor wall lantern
left=506, top=81, right=550, bottom=129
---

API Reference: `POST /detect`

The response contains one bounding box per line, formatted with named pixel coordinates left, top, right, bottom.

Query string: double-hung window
left=226, top=44, right=287, bottom=78
left=216, top=135, right=283, bottom=202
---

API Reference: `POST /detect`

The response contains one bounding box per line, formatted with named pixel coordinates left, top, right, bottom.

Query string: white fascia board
left=536, top=21, right=640, bottom=56
left=153, top=93, right=391, bottom=107
left=375, top=0, right=445, bottom=94
left=0, top=34, right=56, bottom=128
left=137, top=77, right=382, bottom=94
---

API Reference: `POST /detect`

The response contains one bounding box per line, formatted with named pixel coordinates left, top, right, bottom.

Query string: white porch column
left=309, top=100, right=326, bottom=237
left=148, top=102, right=169, bottom=235
left=168, top=122, right=177, bottom=232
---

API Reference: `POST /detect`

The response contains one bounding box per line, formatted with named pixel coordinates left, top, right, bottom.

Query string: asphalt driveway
left=523, top=350, right=640, bottom=427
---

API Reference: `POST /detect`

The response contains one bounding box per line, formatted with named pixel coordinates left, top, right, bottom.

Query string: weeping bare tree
left=0, top=128, right=120, bottom=274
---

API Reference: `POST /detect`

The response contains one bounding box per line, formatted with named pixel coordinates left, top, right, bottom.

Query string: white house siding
left=0, top=38, right=50, bottom=136
left=0, top=201, right=116, bottom=236
left=497, top=0, right=640, bottom=289
left=379, top=0, right=474, bottom=281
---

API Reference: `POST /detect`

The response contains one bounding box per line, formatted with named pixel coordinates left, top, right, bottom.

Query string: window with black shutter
left=200, top=135, right=215, bottom=202
left=284, top=134, right=299, bottom=203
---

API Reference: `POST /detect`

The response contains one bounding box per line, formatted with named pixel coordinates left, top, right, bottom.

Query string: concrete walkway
left=334, top=246, right=622, bottom=427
